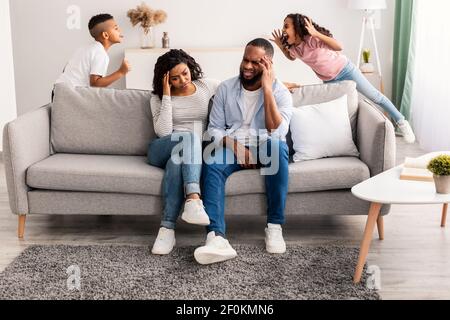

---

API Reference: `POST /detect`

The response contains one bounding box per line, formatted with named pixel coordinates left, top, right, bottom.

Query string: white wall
left=10, top=0, right=395, bottom=115
left=1, top=0, right=17, bottom=151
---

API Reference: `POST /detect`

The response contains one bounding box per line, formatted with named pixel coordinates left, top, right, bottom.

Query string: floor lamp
left=348, top=0, right=387, bottom=93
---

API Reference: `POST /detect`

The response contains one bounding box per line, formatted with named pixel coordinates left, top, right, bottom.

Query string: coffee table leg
left=377, top=216, right=384, bottom=240
left=354, top=202, right=382, bottom=284
left=441, top=204, right=448, bottom=228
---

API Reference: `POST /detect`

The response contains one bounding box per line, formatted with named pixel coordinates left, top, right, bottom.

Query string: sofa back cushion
left=51, top=84, right=155, bottom=156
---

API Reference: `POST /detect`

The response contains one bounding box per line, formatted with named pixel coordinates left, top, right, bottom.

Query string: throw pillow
left=290, top=94, right=360, bottom=162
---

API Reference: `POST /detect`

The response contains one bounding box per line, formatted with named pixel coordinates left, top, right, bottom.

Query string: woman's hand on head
left=163, top=72, right=171, bottom=96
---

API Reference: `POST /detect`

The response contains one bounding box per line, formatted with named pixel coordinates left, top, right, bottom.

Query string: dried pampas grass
left=127, top=2, right=167, bottom=34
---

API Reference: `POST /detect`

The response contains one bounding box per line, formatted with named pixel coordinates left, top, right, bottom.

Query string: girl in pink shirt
left=272, top=13, right=415, bottom=144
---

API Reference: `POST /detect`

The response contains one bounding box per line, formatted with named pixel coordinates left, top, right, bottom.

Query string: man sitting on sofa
left=194, top=38, right=293, bottom=265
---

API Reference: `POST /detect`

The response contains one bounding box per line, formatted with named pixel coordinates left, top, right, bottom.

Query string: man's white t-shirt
left=55, top=41, right=109, bottom=87
left=230, top=87, right=261, bottom=146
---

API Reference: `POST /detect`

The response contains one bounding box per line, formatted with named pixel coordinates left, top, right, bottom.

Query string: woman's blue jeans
left=147, top=132, right=202, bottom=230
left=325, top=61, right=404, bottom=123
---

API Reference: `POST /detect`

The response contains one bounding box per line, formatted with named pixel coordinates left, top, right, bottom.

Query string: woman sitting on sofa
left=148, top=49, right=220, bottom=255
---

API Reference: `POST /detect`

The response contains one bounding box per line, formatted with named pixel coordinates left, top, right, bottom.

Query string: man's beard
left=239, top=70, right=263, bottom=87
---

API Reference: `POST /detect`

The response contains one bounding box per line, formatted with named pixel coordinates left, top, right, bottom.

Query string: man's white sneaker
left=181, top=199, right=210, bottom=226
left=194, top=232, right=237, bottom=265
left=151, top=227, right=176, bottom=255
left=265, top=224, right=286, bottom=254
left=397, top=120, right=416, bottom=144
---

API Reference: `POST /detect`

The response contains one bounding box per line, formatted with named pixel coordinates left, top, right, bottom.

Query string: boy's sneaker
left=194, top=232, right=237, bottom=265
left=397, top=120, right=416, bottom=144
left=265, top=224, right=286, bottom=254
left=151, top=227, right=176, bottom=255
left=181, top=199, right=210, bottom=226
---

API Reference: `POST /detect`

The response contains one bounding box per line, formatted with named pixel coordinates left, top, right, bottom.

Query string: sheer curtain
left=409, top=0, right=450, bottom=151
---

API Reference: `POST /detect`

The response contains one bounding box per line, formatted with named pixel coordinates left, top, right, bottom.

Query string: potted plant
left=427, top=155, right=450, bottom=194
left=360, top=49, right=375, bottom=73
left=127, top=3, right=167, bottom=49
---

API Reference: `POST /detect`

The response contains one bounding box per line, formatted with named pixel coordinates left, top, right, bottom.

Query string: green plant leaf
left=427, top=155, right=450, bottom=176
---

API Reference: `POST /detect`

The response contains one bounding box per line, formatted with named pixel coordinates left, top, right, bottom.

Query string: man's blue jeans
left=147, top=132, right=202, bottom=230
left=201, top=138, right=289, bottom=237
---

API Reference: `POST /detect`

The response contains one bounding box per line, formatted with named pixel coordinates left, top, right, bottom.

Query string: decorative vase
left=141, top=27, right=155, bottom=49
left=360, top=63, right=375, bottom=74
left=162, top=32, right=170, bottom=48
left=433, top=175, right=450, bottom=194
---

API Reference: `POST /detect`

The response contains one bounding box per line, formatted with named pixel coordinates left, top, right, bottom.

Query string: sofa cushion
left=27, top=154, right=164, bottom=196
left=27, top=155, right=369, bottom=197
left=51, top=83, right=155, bottom=156
left=225, top=157, right=370, bottom=195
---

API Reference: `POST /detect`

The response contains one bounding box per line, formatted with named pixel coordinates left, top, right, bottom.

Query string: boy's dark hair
left=88, top=14, right=114, bottom=38
left=246, top=38, right=274, bottom=58
left=152, top=49, right=204, bottom=100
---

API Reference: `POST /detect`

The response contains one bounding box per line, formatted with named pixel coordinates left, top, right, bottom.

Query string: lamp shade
left=347, top=0, right=387, bottom=10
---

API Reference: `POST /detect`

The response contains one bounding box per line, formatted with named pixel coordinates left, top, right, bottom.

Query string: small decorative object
left=427, top=155, right=450, bottom=194
left=127, top=3, right=167, bottom=49
left=360, top=49, right=375, bottom=73
left=162, top=32, right=170, bottom=48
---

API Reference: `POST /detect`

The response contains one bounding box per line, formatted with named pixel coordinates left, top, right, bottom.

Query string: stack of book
left=400, top=152, right=450, bottom=182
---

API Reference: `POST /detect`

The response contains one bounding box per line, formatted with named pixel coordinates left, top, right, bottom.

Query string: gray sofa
left=2, top=81, right=396, bottom=238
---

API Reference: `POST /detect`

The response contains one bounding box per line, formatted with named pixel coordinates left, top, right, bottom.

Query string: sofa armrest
left=2, top=105, right=51, bottom=215
left=357, top=98, right=396, bottom=177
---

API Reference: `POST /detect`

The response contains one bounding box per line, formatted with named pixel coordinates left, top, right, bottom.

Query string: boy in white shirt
left=55, top=13, right=130, bottom=90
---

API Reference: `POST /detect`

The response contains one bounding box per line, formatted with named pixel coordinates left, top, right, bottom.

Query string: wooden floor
left=1, top=138, right=449, bottom=300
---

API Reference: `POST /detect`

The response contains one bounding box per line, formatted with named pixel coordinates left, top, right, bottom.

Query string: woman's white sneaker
left=265, top=224, right=286, bottom=254
left=194, top=232, right=237, bottom=265
left=397, top=120, right=416, bottom=144
left=181, top=199, right=210, bottom=226
left=151, top=227, right=176, bottom=255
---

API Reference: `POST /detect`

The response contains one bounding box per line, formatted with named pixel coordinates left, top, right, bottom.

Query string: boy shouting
left=55, top=13, right=130, bottom=88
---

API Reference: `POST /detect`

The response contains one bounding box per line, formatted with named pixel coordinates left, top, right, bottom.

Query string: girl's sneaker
left=397, top=120, right=416, bottom=144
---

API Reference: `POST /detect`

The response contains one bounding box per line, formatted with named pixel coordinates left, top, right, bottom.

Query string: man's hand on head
left=260, top=56, right=275, bottom=91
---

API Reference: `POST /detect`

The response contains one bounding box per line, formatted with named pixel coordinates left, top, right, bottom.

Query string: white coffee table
left=351, top=152, right=450, bottom=284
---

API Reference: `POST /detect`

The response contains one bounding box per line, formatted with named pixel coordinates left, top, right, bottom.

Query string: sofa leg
left=377, top=216, right=384, bottom=240
left=18, top=215, right=26, bottom=239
